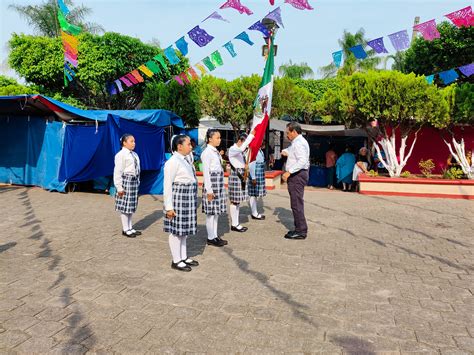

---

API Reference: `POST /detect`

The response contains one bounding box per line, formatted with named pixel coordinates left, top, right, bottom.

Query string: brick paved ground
left=0, top=185, right=473, bottom=354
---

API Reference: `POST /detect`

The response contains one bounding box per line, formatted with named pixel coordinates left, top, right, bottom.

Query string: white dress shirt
left=282, top=134, right=310, bottom=174
left=163, top=152, right=197, bottom=211
left=201, top=145, right=223, bottom=194
left=113, top=147, right=140, bottom=192
left=228, top=134, right=254, bottom=169
left=249, top=149, right=265, bottom=179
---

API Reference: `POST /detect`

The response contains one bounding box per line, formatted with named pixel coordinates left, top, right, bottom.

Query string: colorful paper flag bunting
left=284, top=0, right=313, bottom=10
left=188, top=67, right=200, bottom=80
left=425, top=75, right=434, bottom=85
left=220, top=0, right=253, bottom=15
left=445, top=6, right=474, bottom=28
left=175, top=37, right=189, bottom=56
left=114, top=79, right=124, bottom=93
left=414, top=19, right=440, bottom=41
left=61, top=31, right=78, bottom=49
left=107, top=82, right=117, bottom=95
left=174, top=76, right=184, bottom=86
left=248, top=21, right=270, bottom=37
left=164, top=46, right=181, bottom=65
left=349, top=45, right=367, bottom=60
left=131, top=70, right=144, bottom=83
left=439, top=69, right=459, bottom=85
left=57, top=0, right=70, bottom=16
left=179, top=72, right=191, bottom=84
left=210, top=51, right=224, bottom=67
left=195, top=63, right=208, bottom=76
left=125, top=73, right=138, bottom=85
left=64, top=69, right=73, bottom=82
left=188, top=26, right=215, bottom=47
left=203, top=57, right=216, bottom=71
left=388, top=30, right=410, bottom=51
left=332, top=50, right=343, bottom=68
left=265, top=7, right=284, bottom=28
left=458, top=63, right=474, bottom=77
left=235, top=31, right=254, bottom=46
left=366, top=37, right=389, bottom=54
left=223, top=41, right=237, bottom=57
left=58, top=10, right=81, bottom=36
left=139, top=64, right=154, bottom=77
left=120, top=76, right=133, bottom=87
left=153, top=54, right=170, bottom=74
left=202, top=11, right=230, bottom=23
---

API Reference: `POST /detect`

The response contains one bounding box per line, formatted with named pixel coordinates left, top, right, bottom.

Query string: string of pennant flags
left=57, top=0, right=82, bottom=86
left=108, top=0, right=312, bottom=95
left=331, top=5, right=473, bottom=69
left=424, top=63, right=474, bottom=85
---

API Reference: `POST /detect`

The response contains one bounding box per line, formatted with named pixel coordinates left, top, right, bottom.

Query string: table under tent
left=0, top=95, right=184, bottom=194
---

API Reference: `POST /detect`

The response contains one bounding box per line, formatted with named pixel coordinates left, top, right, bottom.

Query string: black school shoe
left=207, top=238, right=226, bottom=247
left=284, top=233, right=307, bottom=240
left=183, top=259, right=199, bottom=267
left=171, top=262, right=192, bottom=272
left=251, top=215, right=266, bottom=220
left=217, top=236, right=228, bottom=245
left=231, top=225, right=248, bottom=232
left=131, top=229, right=142, bottom=236
left=122, top=230, right=136, bottom=238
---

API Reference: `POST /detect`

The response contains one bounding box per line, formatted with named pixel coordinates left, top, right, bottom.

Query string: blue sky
left=0, top=0, right=470, bottom=81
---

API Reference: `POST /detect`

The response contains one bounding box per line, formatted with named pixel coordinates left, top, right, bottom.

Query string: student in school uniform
left=163, top=135, right=199, bottom=272
left=201, top=129, right=228, bottom=247
left=248, top=140, right=266, bottom=220
left=114, top=134, right=142, bottom=238
left=228, top=131, right=255, bottom=232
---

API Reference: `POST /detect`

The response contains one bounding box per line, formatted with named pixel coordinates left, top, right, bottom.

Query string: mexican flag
left=248, top=36, right=275, bottom=162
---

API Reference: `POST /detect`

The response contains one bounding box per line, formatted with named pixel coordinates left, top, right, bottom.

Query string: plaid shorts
left=164, top=183, right=198, bottom=237
left=115, top=175, right=139, bottom=214
left=202, top=171, right=227, bottom=215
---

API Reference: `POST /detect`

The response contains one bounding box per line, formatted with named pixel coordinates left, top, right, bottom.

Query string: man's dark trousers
left=287, top=170, right=309, bottom=235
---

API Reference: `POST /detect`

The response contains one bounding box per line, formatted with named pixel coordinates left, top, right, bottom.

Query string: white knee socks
left=120, top=213, right=132, bottom=231
left=206, top=214, right=220, bottom=239
left=249, top=197, right=258, bottom=217
left=169, top=234, right=186, bottom=265
left=230, top=204, right=240, bottom=227
left=180, top=235, right=187, bottom=261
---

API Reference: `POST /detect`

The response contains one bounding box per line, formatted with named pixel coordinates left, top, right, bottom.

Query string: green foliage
left=9, top=0, right=103, bottom=37
left=319, top=29, right=381, bottom=78
left=419, top=159, right=435, bottom=178
left=402, top=22, right=474, bottom=84
left=318, top=71, right=451, bottom=134
left=278, top=60, right=313, bottom=79
left=367, top=170, right=379, bottom=177
left=8, top=32, right=188, bottom=109
left=400, top=171, right=412, bottom=178
left=0, top=75, right=37, bottom=95
left=293, top=78, right=338, bottom=101
left=142, top=81, right=201, bottom=127
left=442, top=167, right=464, bottom=180
left=451, top=83, right=474, bottom=124
left=273, top=78, right=317, bottom=123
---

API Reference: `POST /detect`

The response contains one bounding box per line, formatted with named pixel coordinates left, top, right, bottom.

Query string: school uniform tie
left=132, top=152, right=140, bottom=176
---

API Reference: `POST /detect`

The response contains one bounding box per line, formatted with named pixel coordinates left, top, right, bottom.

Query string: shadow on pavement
left=0, top=242, right=17, bottom=253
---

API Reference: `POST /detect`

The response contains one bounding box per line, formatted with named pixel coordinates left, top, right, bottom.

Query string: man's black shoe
left=284, top=230, right=296, bottom=238
left=207, top=238, right=226, bottom=247
left=251, top=215, right=266, bottom=220
left=284, top=233, right=307, bottom=240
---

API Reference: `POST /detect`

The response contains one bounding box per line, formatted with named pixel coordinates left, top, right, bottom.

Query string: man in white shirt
left=281, top=122, right=310, bottom=240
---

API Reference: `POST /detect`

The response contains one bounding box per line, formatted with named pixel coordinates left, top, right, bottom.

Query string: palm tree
left=9, top=0, right=104, bottom=37
left=319, top=28, right=381, bottom=78
left=383, top=51, right=406, bottom=72
left=279, top=60, right=314, bottom=79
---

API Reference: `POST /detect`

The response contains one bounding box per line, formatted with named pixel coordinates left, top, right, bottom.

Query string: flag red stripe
left=248, top=113, right=269, bottom=162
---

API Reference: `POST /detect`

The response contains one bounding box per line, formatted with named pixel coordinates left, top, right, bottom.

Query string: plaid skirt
left=248, top=162, right=267, bottom=198
left=115, top=175, right=139, bottom=214
left=202, top=171, right=227, bottom=215
left=164, top=183, right=198, bottom=237
left=229, top=168, right=248, bottom=204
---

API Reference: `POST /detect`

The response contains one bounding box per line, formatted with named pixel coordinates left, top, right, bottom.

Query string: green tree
left=142, top=81, right=201, bottom=128
left=278, top=60, right=314, bottom=79
left=319, top=29, right=382, bottom=78
left=318, top=71, right=451, bottom=177
left=383, top=51, right=406, bottom=72
left=272, top=78, right=317, bottom=123
left=0, top=75, right=37, bottom=95
left=9, top=0, right=103, bottom=37
left=293, top=78, right=338, bottom=101
left=402, top=22, right=474, bottom=84
left=8, top=32, right=188, bottom=109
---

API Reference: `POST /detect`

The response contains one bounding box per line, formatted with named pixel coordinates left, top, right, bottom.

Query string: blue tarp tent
left=0, top=95, right=184, bottom=194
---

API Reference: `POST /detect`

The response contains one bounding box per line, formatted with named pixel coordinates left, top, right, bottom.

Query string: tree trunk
left=444, top=138, right=474, bottom=179
left=373, top=131, right=418, bottom=178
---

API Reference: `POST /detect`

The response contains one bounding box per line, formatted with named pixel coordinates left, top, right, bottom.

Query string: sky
left=0, top=0, right=470, bottom=81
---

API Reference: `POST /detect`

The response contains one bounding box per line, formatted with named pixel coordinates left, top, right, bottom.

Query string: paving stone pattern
left=0, top=186, right=473, bottom=354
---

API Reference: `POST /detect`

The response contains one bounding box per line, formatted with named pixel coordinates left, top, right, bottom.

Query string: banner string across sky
left=108, top=0, right=314, bottom=95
